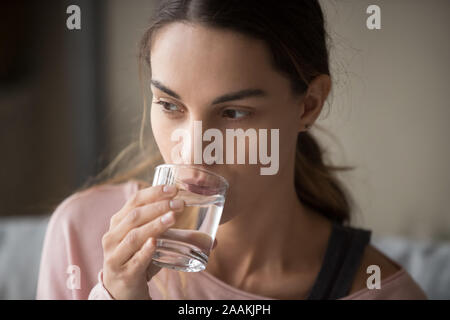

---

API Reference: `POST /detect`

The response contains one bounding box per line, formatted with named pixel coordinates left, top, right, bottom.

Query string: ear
left=297, top=74, right=331, bottom=133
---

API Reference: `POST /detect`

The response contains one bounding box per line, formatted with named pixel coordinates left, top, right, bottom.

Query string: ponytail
left=294, top=130, right=355, bottom=225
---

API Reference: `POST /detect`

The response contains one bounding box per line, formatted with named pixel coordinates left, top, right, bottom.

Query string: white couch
left=0, top=215, right=449, bottom=299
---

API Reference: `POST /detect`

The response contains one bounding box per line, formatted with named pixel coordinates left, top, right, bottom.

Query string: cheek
left=150, top=108, right=177, bottom=162
left=277, top=116, right=299, bottom=158
left=279, top=130, right=297, bottom=157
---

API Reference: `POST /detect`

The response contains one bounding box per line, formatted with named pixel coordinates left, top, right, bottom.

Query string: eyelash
left=154, top=101, right=182, bottom=114
left=153, top=100, right=253, bottom=121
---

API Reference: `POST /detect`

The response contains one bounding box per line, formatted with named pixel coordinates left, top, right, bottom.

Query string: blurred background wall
left=0, top=0, right=105, bottom=216
left=317, top=0, right=450, bottom=240
left=0, top=0, right=448, bottom=241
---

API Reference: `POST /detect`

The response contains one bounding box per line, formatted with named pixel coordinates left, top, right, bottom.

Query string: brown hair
left=78, top=0, right=355, bottom=225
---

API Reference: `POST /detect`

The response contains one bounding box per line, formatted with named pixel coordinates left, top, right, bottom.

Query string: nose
left=177, top=120, right=220, bottom=167
left=171, top=119, right=227, bottom=184
left=179, top=130, right=195, bottom=165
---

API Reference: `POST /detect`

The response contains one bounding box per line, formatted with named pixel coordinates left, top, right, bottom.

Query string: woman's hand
left=101, top=183, right=185, bottom=300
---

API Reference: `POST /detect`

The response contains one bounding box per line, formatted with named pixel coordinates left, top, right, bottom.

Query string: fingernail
left=163, top=185, right=176, bottom=193
left=161, top=211, right=175, bottom=225
left=169, top=199, right=184, bottom=210
left=145, top=237, right=155, bottom=248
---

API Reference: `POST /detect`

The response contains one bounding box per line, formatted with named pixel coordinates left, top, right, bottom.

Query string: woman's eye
left=222, top=109, right=251, bottom=120
left=154, top=100, right=181, bottom=113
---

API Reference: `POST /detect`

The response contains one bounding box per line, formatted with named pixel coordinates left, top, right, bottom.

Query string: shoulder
left=349, top=244, right=402, bottom=293
left=345, top=244, right=428, bottom=299
left=362, top=244, right=403, bottom=278
left=47, top=180, right=139, bottom=232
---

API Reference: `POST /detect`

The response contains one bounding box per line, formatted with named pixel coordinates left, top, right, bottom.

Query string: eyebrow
left=150, top=79, right=267, bottom=105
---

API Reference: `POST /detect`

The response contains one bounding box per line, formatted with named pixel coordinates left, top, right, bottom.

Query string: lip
left=181, top=178, right=210, bottom=187
left=186, top=183, right=214, bottom=195
left=157, top=164, right=229, bottom=189
left=182, top=181, right=221, bottom=196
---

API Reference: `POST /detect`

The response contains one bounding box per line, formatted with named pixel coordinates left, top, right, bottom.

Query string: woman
left=36, top=0, right=427, bottom=300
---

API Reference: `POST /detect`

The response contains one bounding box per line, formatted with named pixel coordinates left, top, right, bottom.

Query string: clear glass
left=151, top=164, right=229, bottom=272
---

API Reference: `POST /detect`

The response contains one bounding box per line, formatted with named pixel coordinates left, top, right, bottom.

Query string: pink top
left=36, top=180, right=428, bottom=300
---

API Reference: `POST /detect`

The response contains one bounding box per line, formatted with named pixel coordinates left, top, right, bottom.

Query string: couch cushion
left=372, top=235, right=450, bottom=299
left=0, top=215, right=50, bottom=300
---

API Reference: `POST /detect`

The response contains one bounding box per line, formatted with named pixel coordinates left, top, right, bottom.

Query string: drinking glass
left=151, top=164, right=229, bottom=272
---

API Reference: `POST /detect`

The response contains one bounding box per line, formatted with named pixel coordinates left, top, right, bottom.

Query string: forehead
left=149, top=22, right=287, bottom=100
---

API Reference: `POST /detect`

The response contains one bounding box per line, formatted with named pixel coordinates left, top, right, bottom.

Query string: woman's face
left=149, top=22, right=307, bottom=222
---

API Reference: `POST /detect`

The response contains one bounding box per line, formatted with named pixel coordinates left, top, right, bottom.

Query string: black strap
left=306, top=221, right=372, bottom=300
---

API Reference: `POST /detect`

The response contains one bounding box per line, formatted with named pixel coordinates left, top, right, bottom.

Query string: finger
left=124, top=237, right=157, bottom=278
left=146, top=260, right=162, bottom=282
left=212, top=238, right=218, bottom=249
left=110, top=184, right=178, bottom=229
left=129, top=184, right=178, bottom=208
left=112, top=210, right=178, bottom=266
left=110, top=198, right=185, bottom=246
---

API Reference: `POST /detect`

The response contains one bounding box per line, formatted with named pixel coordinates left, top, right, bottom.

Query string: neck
left=205, top=180, right=331, bottom=287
